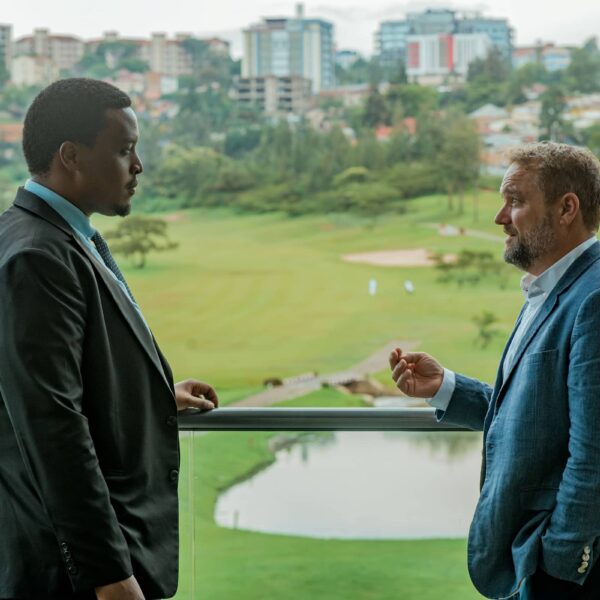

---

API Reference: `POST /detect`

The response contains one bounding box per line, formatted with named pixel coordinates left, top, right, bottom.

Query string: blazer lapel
left=494, top=242, right=600, bottom=407
left=14, top=189, right=173, bottom=394
left=73, top=235, right=174, bottom=393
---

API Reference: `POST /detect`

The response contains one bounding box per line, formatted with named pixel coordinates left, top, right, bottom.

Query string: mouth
left=126, top=181, right=137, bottom=195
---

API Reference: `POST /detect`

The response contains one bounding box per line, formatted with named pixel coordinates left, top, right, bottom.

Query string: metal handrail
left=178, top=407, right=471, bottom=432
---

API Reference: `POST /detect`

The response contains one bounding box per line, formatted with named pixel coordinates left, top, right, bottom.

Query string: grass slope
left=94, top=190, right=523, bottom=392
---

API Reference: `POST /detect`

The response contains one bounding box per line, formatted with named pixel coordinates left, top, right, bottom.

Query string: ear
left=57, top=141, right=81, bottom=173
left=558, top=192, right=580, bottom=226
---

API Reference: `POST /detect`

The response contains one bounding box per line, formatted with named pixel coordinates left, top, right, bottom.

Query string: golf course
left=93, top=189, right=522, bottom=599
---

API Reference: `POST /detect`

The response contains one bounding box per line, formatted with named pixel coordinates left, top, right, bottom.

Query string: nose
left=495, top=202, right=510, bottom=226
left=131, top=152, right=143, bottom=175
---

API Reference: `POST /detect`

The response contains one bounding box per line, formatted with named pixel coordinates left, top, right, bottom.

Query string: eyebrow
left=500, top=185, right=519, bottom=196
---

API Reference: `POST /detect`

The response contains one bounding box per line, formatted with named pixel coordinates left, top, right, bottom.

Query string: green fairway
left=91, top=193, right=514, bottom=599
left=176, top=389, right=484, bottom=600
left=94, top=189, right=523, bottom=392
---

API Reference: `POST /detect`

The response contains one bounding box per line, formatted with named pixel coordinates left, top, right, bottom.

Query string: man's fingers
left=389, top=348, right=402, bottom=369
left=397, top=369, right=414, bottom=394
left=186, top=394, right=215, bottom=410
left=200, top=385, right=219, bottom=406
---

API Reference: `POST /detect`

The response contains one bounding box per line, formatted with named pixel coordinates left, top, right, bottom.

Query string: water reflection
left=215, top=431, right=482, bottom=539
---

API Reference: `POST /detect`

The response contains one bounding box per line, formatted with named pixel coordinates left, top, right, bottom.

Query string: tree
left=467, top=50, right=510, bottom=83
left=472, top=310, right=500, bottom=348
left=539, top=84, right=567, bottom=141
left=362, top=86, right=390, bottom=128
left=581, top=123, right=600, bottom=158
left=104, top=216, right=178, bottom=268
left=436, top=113, right=481, bottom=213
left=565, top=38, right=600, bottom=93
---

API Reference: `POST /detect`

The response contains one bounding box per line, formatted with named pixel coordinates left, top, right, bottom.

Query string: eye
left=120, top=146, right=133, bottom=156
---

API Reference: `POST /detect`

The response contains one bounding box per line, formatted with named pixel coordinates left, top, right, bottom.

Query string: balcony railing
left=178, top=406, right=469, bottom=432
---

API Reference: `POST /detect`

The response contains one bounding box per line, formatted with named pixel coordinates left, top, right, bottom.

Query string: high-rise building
left=376, top=9, right=512, bottom=76
left=242, top=3, right=334, bottom=93
left=376, top=21, right=411, bottom=65
left=455, top=14, right=513, bottom=62
left=0, top=24, right=12, bottom=74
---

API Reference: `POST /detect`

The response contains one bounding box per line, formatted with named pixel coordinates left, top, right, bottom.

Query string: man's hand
left=174, top=379, right=219, bottom=411
left=389, top=348, right=444, bottom=398
left=95, top=575, right=144, bottom=599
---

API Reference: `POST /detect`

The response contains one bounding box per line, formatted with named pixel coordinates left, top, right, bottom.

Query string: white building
left=406, top=33, right=490, bottom=82
left=11, top=54, right=60, bottom=86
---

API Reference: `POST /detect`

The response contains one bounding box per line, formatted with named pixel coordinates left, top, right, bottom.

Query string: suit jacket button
left=583, top=553, right=591, bottom=561
left=68, top=565, right=78, bottom=575
left=167, top=416, right=177, bottom=427
left=60, top=542, right=68, bottom=550
left=169, top=469, right=179, bottom=482
left=584, top=546, right=591, bottom=554
left=578, top=566, right=587, bottom=574
left=582, top=561, right=589, bottom=568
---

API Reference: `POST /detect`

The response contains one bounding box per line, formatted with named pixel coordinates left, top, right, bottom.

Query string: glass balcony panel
left=176, top=420, right=484, bottom=599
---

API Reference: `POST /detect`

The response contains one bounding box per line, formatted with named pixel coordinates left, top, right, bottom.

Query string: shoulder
left=0, top=205, right=93, bottom=282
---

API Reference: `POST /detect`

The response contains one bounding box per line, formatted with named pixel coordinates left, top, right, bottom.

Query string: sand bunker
left=342, top=248, right=452, bottom=267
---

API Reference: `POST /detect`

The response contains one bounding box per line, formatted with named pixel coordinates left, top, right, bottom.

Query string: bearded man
left=390, top=142, right=600, bottom=600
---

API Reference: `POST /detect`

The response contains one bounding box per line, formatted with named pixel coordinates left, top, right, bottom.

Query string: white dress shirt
left=429, top=236, right=599, bottom=411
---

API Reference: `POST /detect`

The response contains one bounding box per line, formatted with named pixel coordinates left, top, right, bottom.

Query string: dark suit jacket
left=0, top=189, right=180, bottom=598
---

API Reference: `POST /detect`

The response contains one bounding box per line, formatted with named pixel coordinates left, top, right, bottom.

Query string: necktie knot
left=91, top=231, right=136, bottom=303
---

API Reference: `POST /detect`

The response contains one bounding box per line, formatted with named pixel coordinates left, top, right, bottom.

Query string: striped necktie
left=91, top=231, right=136, bottom=303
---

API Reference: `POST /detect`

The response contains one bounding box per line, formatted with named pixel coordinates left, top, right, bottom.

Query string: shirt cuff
left=427, top=368, right=455, bottom=411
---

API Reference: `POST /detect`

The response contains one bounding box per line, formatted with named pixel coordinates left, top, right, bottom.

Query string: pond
left=215, top=430, right=482, bottom=539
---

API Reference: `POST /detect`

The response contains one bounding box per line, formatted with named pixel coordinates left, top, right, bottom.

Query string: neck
left=31, top=175, right=90, bottom=217
left=529, top=232, right=595, bottom=276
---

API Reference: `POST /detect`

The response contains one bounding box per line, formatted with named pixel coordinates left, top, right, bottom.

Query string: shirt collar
left=520, top=236, right=598, bottom=302
left=24, top=179, right=96, bottom=239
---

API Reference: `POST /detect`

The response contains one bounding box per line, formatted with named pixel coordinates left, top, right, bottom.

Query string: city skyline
left=2, top=1, right=600, bottom=58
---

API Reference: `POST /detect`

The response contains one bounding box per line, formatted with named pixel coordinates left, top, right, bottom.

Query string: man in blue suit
left=390, top=142, right=600, bottom=600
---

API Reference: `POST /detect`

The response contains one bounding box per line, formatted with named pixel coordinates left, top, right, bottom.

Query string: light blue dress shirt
left=429, top=236, right=599, bottom=410
left=24, top=179, right=145, bottom=316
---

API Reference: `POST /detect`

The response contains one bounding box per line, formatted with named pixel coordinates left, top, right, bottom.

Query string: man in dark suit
left=0, top=78, right=218, bottom=599
left=390, top=142, right=600, bottom=599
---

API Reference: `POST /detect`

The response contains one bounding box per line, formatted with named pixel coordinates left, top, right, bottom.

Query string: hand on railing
left=95, top=575, right=145, bottom=599
left=174, top=379, right=219, bottom=411
left=389, top=348, right=444, bottom=398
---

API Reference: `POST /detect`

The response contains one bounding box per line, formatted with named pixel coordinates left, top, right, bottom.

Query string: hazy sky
left=3, top=1, right=600, bottom=57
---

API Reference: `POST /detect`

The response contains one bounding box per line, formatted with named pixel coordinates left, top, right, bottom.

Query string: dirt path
left=231, top=339, right=418, bottom=407
left=425, top=223, right=505, bottom=243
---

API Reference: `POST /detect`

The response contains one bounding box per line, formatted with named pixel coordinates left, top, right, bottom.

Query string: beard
left=115, top=202, right=132, bottom=217
left=503, top=211, right=555, bottom=271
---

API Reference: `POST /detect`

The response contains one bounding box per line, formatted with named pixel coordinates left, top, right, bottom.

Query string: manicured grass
left=176, top=389, right=484, bottom=599
left=93, top=189, right=522, bottom=394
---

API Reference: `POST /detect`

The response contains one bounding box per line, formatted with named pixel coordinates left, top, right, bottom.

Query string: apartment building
left=242, top=3, right=334, bottom=93
left=236, top=74, right=312, bottom=115
left=14, top=29, right=84, bottom=71
left=0, top=24, right=12, bottom=73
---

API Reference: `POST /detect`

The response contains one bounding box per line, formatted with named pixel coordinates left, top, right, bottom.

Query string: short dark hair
left=508, top=142, right=600, bottom=231
left=23, top=78, right=131, bottom=175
